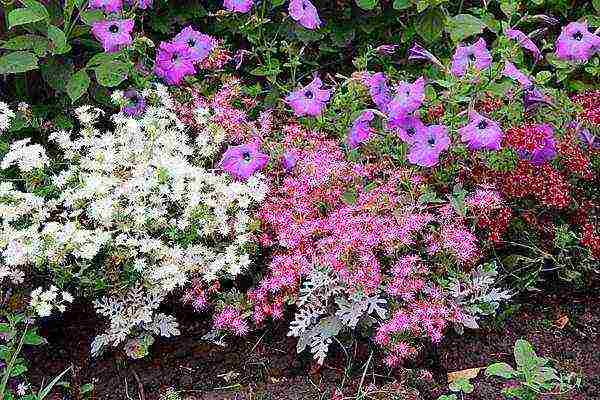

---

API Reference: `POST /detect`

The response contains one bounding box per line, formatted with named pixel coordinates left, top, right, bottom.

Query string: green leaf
left=24, top=329, right=44, bottom=345
left=10, top=363, right=28, bottom=377
left=38, top=366, right=72, bottom=400
left=437, top=396, right=458, bottom=400
left=500, top=0, right=517, bottom=17
left=40, top=58, right=74, bottom=92
left=514, top=339, right=537, bottom=368
left=485, top=362, right=516, bottom=379
left=271, top=0, right=286, bottom=6
left=66, top=69, right=90, bottom=102
left=356, top=0, right=378, bottom=10
left=342, top=190, right=357, bottom=205
left=446, top=14, right=486, bottom=42
left=7, top=2, right=49, bottom=29
left=94, top=61, right=128, bottom=87
left=0, top=51, right=39, bottom=74
left=0, top=323, right=11, bottom=333
left=449, top=377, right=474, bottom=394
left=593, top=0, right=600, bottom=14
left=1, top=34, right=46, bottom=50
left=81, top=9, right=105, bottom=25
left=393, top=0, right=411, bottom=9
left=47, top=25, right=70, bottom=55
left=416, top=8, right=446, bottom=43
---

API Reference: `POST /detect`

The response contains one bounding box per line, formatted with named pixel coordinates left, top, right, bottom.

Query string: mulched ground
left=27, top=275, right=599, bottom=400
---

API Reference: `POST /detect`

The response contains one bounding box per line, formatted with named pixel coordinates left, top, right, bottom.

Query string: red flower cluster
left=581, top=223, right=600, bottom=260
left=557, top=138, right=593, bottom=179
left=572, top=91, right=600, bottom=125
left=504, top=124, right=550, bottom=152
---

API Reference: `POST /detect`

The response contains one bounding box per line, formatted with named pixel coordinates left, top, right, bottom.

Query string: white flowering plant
left=0, top=86, right=268, bottom=358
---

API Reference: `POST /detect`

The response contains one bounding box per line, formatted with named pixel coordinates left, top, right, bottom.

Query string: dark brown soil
left=26, top=277, right=600, bottom=400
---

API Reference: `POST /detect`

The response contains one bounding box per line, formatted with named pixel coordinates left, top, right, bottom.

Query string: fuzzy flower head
left=219, top=142, right=269, bottom=180
left=154, top=42, right=196, bottom=85
left=223, top=0, right=253, bottom=13
left=387, top=77, right=426, bottom=121
left=555, top=21, right=600, bottom=63
left=459, top=111, right=503, bottom=151
left=368, top=72, right=392, bottom=112
left=407, top=125, right=450, bottom=167
left=173, top=27, right=216, bottom=64
left=285, top=76, right=331, bottom=117
left=122, top=89, right=146, bottom=117
left=505, top=28, right=542, bottom=61
left=347, top=110, right=375, bottom=149
left=388, top=114, right=426, bottom=143
left=503, top=61, right=533, bottom=88
left=91, top=19, right=134, bottom=53
left=88, top=0, right=123, bottom=13
left=288, top=0, right=322, bottom=30
left=451, top=38, right=492, bottom=77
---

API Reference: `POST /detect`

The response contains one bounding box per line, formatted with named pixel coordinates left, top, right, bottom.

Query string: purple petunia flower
left=223, top=0, right=253, bottom=13
left=289, top=0, right=322, bottom=30
left=523, top=86, right=553, bottom=111
left=555, top=21, right=600, bottom=63
left=407, top=125, right=450, bottom=167
left=505, top=28, right=542, bottom=61
left=388, top=113, right=426, bottom=143
left=281, top=151, right=298, bottom=172
left=154, top=42, right=196, bottom=85
left=89, top=0, right=123, bottom=13
left=91, top=19, right=134, bottom=53
left=458, top=111, right=503, bottom=151
left=407, top=43, right=443, bottom=68
left=503, top=61, right=533, bottom=88
left=451, top=38, right=492, bottom=77
left=219, top=142, right=269, bottom=180
left=347, top=110, right=375, bottom=149
left=368, top=72, right=392, bottom=113
left=517, top=124, right=557, bottom=165
left=122, top=89, right=146, bottom=117
left=387, top=77, right=426, bottom=121
left=285, top=76, right=331, bottom=117
left=173, top=27, right=216, bottom=64
left=579, top=128, right=600, bottom=149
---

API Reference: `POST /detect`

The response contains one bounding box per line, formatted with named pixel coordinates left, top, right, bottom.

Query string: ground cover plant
left=0, top=0, right=599, bottom=398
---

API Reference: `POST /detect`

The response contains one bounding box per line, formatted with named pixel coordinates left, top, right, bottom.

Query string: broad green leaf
left=40, top=58, right=74, bottom=92
left=356, top=0, right=378, bottom=9
left=271, top=0, right=286, bottom=6
left=1, top=34, right=46, bottom=50
left=7, top=2, right=49, bottom=29
left=514, top=339, right=536, bottom=368
left=10, top=363, right=28, bottom=377
left=416, top=8, right=446, bottom=43
left=594, top=0, right=600, bottom=14
left=393, top=0, right=411, bottom=9
left=81, top=9, right=105, bottom=25
left=66, top=69, right=90, bottom=102
left=94, top=61, right=128, bottom=87
left=47, top=25, right=70, bottom=55
left=449, top=377, right=474, bottom=394
left=86, top=52, right=122, bottom=68
left=446, top=14, right=486, bottom=42
left=0, top=51, right=39, bottom=74
left=485, top=362, right=516, bottom=378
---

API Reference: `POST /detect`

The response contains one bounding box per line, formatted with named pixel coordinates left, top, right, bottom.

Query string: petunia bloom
left=458, top=111, right=503, bottom=151
left=516, top=124, right=557, bottom=165
left=219, top=143, right=269, bottom=180
left=387, top=77, right=426, bottom=122
left=407, top=43, right=443, bottom=68
left=122, top=89, right=146, bottom=117
left=89, top=0, right=123, bottom=13
left=91, top=19, right=134, bottom=53
left=505, top=28, right=542, bottom=61
left=503, top=61, right=533, bottom=88
left=289, top=0, right=322, bottom=30
left=407, top=125, right=450, bottom=167
left=451, top=38, right=492, bottom=77
left=579, top=128, right=600, bottom=150
left=368, top=72, right=392, bottom=112
left=285, top=76, right=331, bottom=117
left=281, top=151, right=298, bottom=172
left=173, top=27, right=216, bottom=64
left=347, top=111, right=375, bottom=149
left=555, top=21, right=600, bottom=63
left=223, top=0, right=253, bottom=13
left=388, top=114, right=426, bottom=143
left=154, top=42, right=196, bottom=85
left=523, top=86, right=553, bottom=111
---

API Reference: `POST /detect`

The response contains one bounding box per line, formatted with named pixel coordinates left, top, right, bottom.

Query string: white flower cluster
left=0, top=138, right=49, bottom=172
left=0, top=85, right=268, bottom=356
left=29, top=285, right=74, bottom=317
left=0, top=101, right=15, bottom=132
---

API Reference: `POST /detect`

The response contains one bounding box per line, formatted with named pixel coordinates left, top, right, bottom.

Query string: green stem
left=0, top=322, right=30, bottom=397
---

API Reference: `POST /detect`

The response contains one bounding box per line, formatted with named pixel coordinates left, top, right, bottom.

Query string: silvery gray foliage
left=289, top=267, right=387, bottom=364
left=447, top=262, right=512, bottom=332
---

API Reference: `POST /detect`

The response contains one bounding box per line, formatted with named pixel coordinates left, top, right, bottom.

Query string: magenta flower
left=389, top=114, right=426, bottom=143
left=458, top=111, right=503, bottom=151
left=154, top=42, right=196, bottom=85
left=407, top=125, right=450, bottom=167
left=173, top=27, right=216, bottom=64
left=289, top=0, right=322, bottom=30
left=347, top=110, right=375, bottom=149
left=285, top=76, right=331, bottom=117
left=281, top=151, right=298, bottom=172
left=503, top=61, right=533, bottom=88
left=219, top=143, right=269, bottom=180
left=91, top=19, right=134, bottom=53
left=223, top=0, right=253, bottom=13
left=387, top=77, right=425, bottom=119
left=368, top=72, right=392, bottom=112
left=505, top=28, right=542, bottom=61
left=517, top=124, right=557, bottom=165
left=122, top=89, right=146, bottom=117
left=451, top=38, right=492, bottom=77
left=89, top=0, right=123, bottom=13
left=555, top=22, right=600, bottom=62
